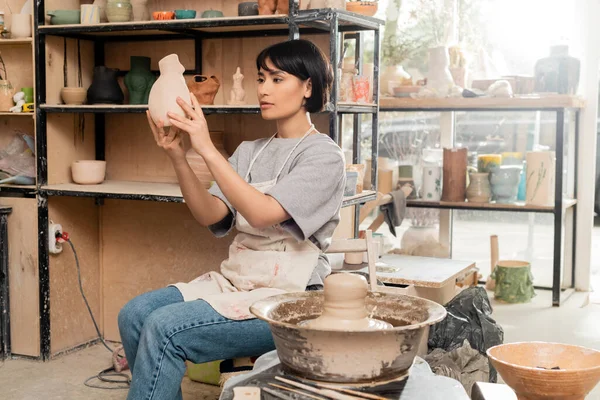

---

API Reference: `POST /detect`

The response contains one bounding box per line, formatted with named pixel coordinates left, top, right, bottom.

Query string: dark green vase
left=124, top=56, right=156, bottom=105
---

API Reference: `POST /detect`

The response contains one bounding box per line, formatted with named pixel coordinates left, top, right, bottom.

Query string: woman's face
left=257, top=58, right=312, bottom=120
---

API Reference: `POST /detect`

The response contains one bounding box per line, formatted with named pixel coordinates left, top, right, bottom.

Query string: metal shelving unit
left=381, top=96, right=581, bottom=307
left=32, top=1, right=382, bottom=359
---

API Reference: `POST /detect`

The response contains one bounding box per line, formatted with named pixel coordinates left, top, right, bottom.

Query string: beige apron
left=172, top=125, right=320, bottom=320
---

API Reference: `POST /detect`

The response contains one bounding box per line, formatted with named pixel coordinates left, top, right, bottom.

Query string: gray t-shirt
left=207, top=132, right=346, bottom=286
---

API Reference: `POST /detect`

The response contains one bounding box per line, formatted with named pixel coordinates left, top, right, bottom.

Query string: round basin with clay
left=487, top=342, right=600, bottom=400
left=250, top=291, right=446, bottom=383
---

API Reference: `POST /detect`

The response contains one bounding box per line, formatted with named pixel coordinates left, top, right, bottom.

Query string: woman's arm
left=167, top=94, right=291, bottom=229
left=146, top=111, right=229, bottom=227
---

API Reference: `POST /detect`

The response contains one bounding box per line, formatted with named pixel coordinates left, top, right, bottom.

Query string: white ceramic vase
left=401, top=225, right=438, bottom=251
left=148, top=54, right=190, bottom=127
left=380, top=65, right=411, bottom=96
left=131, top=0, right=150, bottom=21
left=426, top=46, right=455, bottom=96
left=10, top=14, right=32, bottom=38
left=525, top=151, right=555, bottom=206
left=421, top=165, right=442, bottom=201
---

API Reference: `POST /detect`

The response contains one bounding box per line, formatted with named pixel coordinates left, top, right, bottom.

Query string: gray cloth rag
left=380, top=189, right=407, bottom=237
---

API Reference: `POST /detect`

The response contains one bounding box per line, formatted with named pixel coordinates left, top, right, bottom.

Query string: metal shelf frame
left=32, top=1, right=382, bottom=359
left=382, top=105, right=580, bottom=307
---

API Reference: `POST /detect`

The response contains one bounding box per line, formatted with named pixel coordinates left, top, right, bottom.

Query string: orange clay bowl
left=345, top=1, right=378, bottom=17
left=153, top=11, right=175, bottom=20
left=487, top=342, right=600, bottom=400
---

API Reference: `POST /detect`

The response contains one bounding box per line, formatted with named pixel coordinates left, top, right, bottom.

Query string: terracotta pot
left=186, top=132, right=229, bottom=188
left=61, top=87, right=87, bottom=105
left=258, top=0, right=277, bottom=15
left=345, top=1, right=378, bottom=16
left=187, top=75, right=220, bottom=105
left=0, top=80, right=15, bottom=112
left=441, top=148, right=467, bottom=202
left=153, top=11, right=175, bottom=20
left=71, top=160, right=106, bottom=185
left=488, top=342, right=600, bottom=400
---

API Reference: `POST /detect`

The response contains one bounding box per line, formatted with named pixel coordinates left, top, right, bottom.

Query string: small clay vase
left=466, top=172, right=491, bottom=203
left=148, top=54, right=190, bottom=126
left=187, top=75, right=220, bottom=105
left=106, top=0, right=132, bottom=22
left=124, top=56, right=156, bottom=105
left=238, top=2, right=259, bottom=16
left=87, top=66, right=124, bottom=104
left=441, top=147, right=467, bottom=202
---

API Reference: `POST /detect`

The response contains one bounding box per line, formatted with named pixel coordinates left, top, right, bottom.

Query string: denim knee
left=118, top=297, right=145, bottom=336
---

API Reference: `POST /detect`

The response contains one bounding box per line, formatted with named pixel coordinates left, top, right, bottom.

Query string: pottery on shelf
left=175, top=9, right=197, bottom=19
left=488, top=342, right=600, bottom=400
left=534, top=45, right=580, bottom=95
left=124, top=56, right=156, bottom=105
left=501, top=152, right=523, bottom=166
left=0, top=80, right=15, bottom=112
left=71, top=160, right=106, bottom=185
left=466, top=172, right=491, bottom=203
left=106, top=0, right=132, bottom=23
left=201, top=10, right=224, bottom=18
left=345, top=1, right=378, bottom=16
left=258, top=0, right=278, bottom=15
left=22, top=87, right=34, bottom=103
left=187, top=75, right=220, bottom=105
left=93, top=0, right=108, bottom=22
left=10, top=14, right=32, bottom=38
left=87, top=66, right=124, bottom=104
left=47, top=10, right=81, bottom=25
left=80, top=5, right=101, bottom=24
left=148, top=54, right=190, bottom=126
left=526, top=151, right=555, bottom=207
left=425, top=46, right=455, bottom=97
left=227, top=67, right=246, bottom=105
left=186, top=132, right=229, bottom=188
left=421, top=165, right=442, bottom=201
left=61, top=87, right=87, bottom=105
left=131, top=0, right=150, bottom=21
left=477, top=154, right=502, bottom=173
left=152, top=11, right=175, bottom=20
left=238, top=2, right=259, bottom=16
left=490, top=165, right=522, bottom=204
left=380, top=65, right=411, bottom=96
left=307, top=0, right=345, bottom=9
left=441, top=147, right=467, bottom=202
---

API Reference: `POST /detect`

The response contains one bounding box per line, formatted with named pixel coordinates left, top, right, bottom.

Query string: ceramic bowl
left=153, top=11, right=175, bottom=20
left=488, top=342, right=600, bottom=400
left=60, top=87, right=87, bottom=105
left=251, top=291, right=446, bottom=383
left=47, top=10, right=81, bottom=25
left=201, top=10, right=224, bottom=18
left=71, top=160, right=106, bottom=185
left=345, top=1, right=378, bottom=16
left=175, top=9, right=197, bottom=19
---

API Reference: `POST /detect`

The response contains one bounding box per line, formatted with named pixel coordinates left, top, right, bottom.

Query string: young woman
left=118, top=39, right=345, bottom=400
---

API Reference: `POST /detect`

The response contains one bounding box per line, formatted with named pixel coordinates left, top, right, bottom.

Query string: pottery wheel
left=300, top=273, right=393, bottom=331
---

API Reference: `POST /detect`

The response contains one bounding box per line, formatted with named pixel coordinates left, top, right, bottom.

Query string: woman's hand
left=167, top=93, right=215, bottom=158
left=146, top=111, right=186, bottom=161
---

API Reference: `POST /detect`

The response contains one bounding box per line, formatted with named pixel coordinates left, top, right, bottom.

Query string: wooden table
left=341, top=254, right=477, bottom=305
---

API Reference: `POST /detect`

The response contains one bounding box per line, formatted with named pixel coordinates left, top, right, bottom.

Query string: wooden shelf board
left=0, top=38, right=33, bottom=45
left=0, top=184, right=37, bottom=197
left=406, top=198, right=577, bottom=213
left=42, top=181, right=376, bottom=207
left=0, top=112, right=34, bottom=117
left=380, top=95, right=585, bottom=111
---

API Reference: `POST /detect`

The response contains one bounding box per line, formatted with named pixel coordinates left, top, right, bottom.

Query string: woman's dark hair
left=256, top=39, right=333, bottom=113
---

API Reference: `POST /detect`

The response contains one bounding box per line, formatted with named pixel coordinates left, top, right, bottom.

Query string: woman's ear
left=304, top=78, right=313, bottom=101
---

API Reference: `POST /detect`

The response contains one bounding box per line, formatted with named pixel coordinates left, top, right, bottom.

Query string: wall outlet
left=49, top=223, right=63, bottom=255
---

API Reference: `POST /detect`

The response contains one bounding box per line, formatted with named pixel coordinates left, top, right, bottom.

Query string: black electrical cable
left=65, top=238, right=131, bottom=390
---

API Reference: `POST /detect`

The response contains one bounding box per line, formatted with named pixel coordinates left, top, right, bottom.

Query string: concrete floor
left=2, top=289, right=599, bottom=399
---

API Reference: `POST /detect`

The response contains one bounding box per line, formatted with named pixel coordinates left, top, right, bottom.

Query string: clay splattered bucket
left=488, top=342, right=600, bottom=400
left=250, top=291, right=446, bottom=383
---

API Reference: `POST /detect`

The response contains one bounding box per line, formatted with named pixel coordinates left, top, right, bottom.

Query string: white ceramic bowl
left=71, top=160, right=106, bottom=184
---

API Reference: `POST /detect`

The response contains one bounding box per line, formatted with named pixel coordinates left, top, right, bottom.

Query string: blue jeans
left=118, top=287, right=276, bottom=400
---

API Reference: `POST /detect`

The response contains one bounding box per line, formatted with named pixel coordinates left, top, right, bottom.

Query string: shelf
left=406, top=198, right=577, bottom=213
left=0, top=112, right=34, bottom=117
left=380, top=95, right=585, bottom=111
left=41, top=103, right=374, bottom=115
left=37, top=11, right=382, bottom=41
left=42, top=181, right=376, bottom=207
left=0, top=38, right=33, bottom=45
left=0, top=184, right=37, bottom=198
